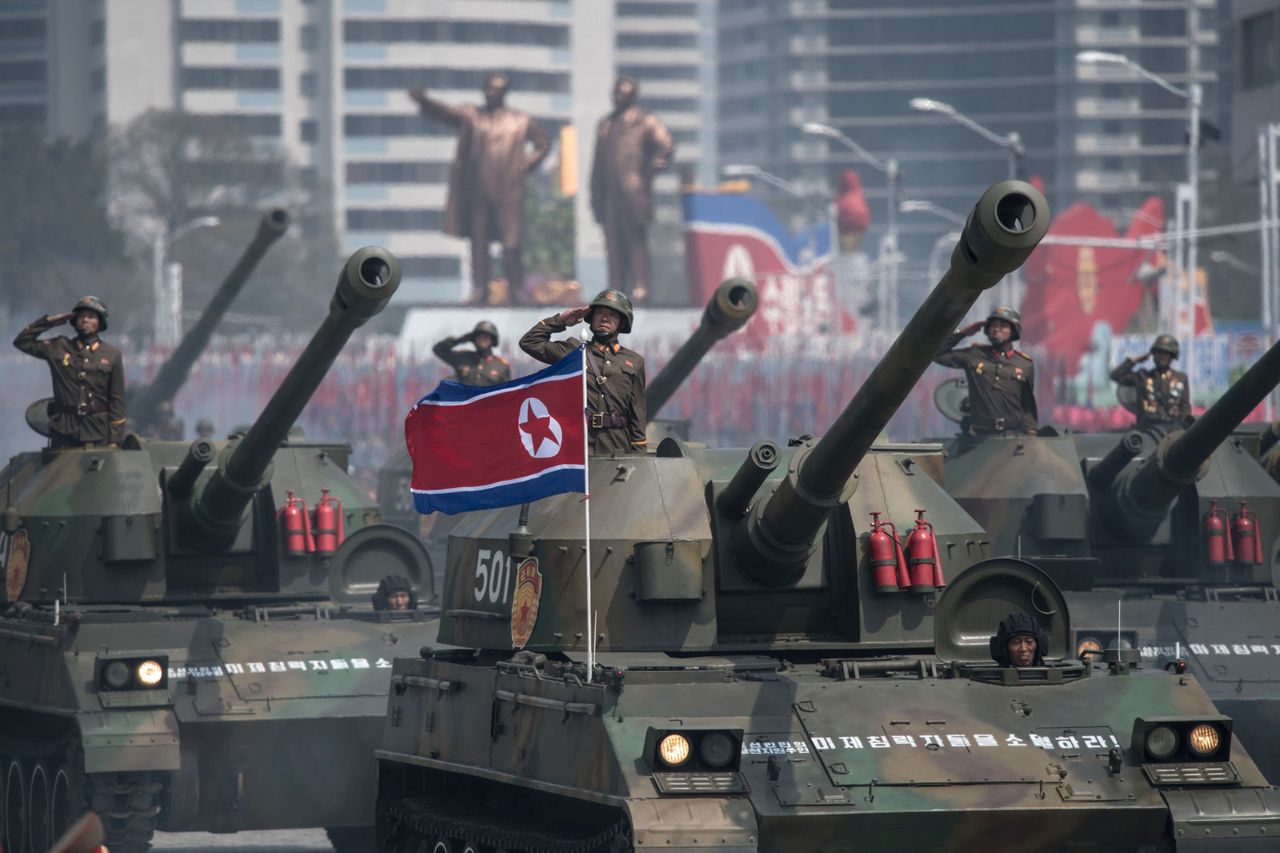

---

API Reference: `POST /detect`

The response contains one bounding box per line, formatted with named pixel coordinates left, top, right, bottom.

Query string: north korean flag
left=405, top=350, right=586, bottom=515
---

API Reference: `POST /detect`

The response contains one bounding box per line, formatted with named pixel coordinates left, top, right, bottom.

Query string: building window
left=89, top=18, right=103, bottom=47
left=182, top=67, right=281, bottom=90
left=346, top=161, right=451, bottom=184
left=344, top=67, right=569, bottom=94
left=207, top=113, right=282, bottom=137
left=300, top=24, right=318, bottom=51
left=0, top=60, right=45, bottom=83
left=1241, top=11, right=1279, bottom=90
left=617, top=32, right=698, bottom=50
left=343, top=19, right=568, bottom=47
left=0, top=17, right=45, bottom=39
left=616, top=64, right=698, bottom=82
left=91, top=66, right=105, bottom=92
left=300, top=119, right=317, bottom=142
left=346, top=208, right=443, bottom=231
left=398, top=256, right=462, bottom=278
left=300, top=71, right=318, bottom=97
left=617, top=2, right=697, bottom=17
left=0, top=103, right=46, bottom=127
left=180, top=18, right=280, bottom=42
left=640, top=96, right=699, bottom=113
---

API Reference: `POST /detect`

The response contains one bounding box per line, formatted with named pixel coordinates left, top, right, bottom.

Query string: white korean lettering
left=1190, top=644, right=1208, bottom=655
left=1031, top=734, right=1054, bottom=749
left=1232, top=645, right=1251, bottom=655
left=794, top=740, right=810, bottom=754
left=840, top=736, right=864, bottom=749
left=330, top=659, right=349, bottom=670
left=352, top=658, right=370, bottom=669
left=248, top=662, right=266, bottom=673
left=868, top=736, right=890, bottom=749
left=309, top=660, right=328, bottom=671
left=921, top=734, right=944, bottom=748
left=1251, top=645, right=1269, bottom=654
left=376, top=658, right=393, bottom=669
left=811, top=736, right=835, bottom=751
left=269, top=661, right=287, bottom=672
left=287, top=661, right=306, bottom=671
left=1211, top=644, right=1230, bottom=655
left=1056, top=736, right=1080, bottom=750
left=975, top=734, right=998, bottom=747
left=946, top=734, right=971, bottom=748
left=224, top=663, right=244, bottom=675
left=1082, top=735, right=1107, bottom=750
left=892, top=735, right=917, bottom=748
left=1004, top=734, right=1025, bottom=747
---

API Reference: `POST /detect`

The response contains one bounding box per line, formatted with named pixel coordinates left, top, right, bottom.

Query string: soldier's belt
left=589, top=413, right=628, bottom=429
left=54, top=401, right=108, bottom=416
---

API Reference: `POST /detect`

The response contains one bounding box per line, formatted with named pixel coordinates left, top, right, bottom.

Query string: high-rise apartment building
left=11, top=0, right=614, bottom=305
left=718, top=0, right=1219, bottom=270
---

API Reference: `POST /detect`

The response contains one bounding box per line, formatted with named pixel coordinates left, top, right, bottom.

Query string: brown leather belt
left=589, top=413, right=627, bottom=429
left=54, top=401, right=107, bottom=416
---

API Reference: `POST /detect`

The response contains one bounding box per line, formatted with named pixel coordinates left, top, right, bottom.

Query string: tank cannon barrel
left=1110, top=335, right=1280, bottom=538
left=132, top=209, right=290, bottom=432
left=731, top=181, right=1050, bottom=585
left=645, top=277, right=759, bottom=416
left=180, top=247, right=401, bottom=548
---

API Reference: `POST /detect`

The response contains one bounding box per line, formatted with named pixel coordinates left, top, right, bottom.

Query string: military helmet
left=1150, top=334, right=1180, bottom=359
left=195, top=418, right=215, bottom=436
left=985, top=306, right=1021, bottom=341
left=988, top=611, right=1047, bottom=667
left=471, top=320, right=500, bottom=347
left=587, top=289, right=634, bottom=334
left=72, top=295, right=109, bottom=331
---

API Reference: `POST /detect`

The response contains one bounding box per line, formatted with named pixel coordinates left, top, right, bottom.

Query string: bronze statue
left=590, top=77, right=675, bottom=304
left=408, top=73, right=551, bottom=304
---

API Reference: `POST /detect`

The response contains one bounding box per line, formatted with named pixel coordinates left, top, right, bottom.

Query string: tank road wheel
left=5, top=759, right=28, bottom=853
left=49, top=764, right=75, bottom=846
left=27, top=762, right=51, bottom=853
left=85, top=773, right=161, bottom=853
left=429, top=839, right=459, bottom=853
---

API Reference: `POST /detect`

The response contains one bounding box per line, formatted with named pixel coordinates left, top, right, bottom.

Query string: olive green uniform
left=934, top=333, right=1038, bottom=434
left=519, top=315, right=647, bottom=455
left=1110, top=359, right=1191, bottom=427
left=14, top=315, right=127, bottom=446
left=432, top=336, right=511, bottom=386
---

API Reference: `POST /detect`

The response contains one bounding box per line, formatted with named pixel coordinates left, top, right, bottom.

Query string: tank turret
left=130, top=208, right=290, bottom=434
left=644, top=277, right=758, bottom=417
left=177, top=247, right=399, bottom=550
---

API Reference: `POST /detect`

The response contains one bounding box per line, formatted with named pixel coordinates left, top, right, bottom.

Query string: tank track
left=383, top=796, right=629, bottom=853
left=84, top=773, right=162, bottom=853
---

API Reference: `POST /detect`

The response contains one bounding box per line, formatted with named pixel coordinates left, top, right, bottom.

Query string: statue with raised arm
left=590, top=76, right=675, bottom=304
left=408, top=73, right=551, bottom=304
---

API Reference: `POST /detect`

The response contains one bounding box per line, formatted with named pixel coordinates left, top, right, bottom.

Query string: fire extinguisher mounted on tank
left=279, top=490, right=316, bottom=557
left=903, top=508, right=945, bottom=594
left=1203, top=501, right=1234, bottom=565
left=313, top=488, right=346, bottom=557
left=868, top=512, right=910, bottom=593
left=1232, top=501, right=1262, bottom=566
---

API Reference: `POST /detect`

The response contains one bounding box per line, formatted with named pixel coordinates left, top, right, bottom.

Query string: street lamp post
left=153, top=216, right=220, bottom=346
left=1076, top=49, right=1200, bottom=390
left=799, top=122, right=901, bottom=330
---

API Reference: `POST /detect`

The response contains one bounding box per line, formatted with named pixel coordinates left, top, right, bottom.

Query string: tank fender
left=1161, top=787, right=1280, bottom=850
left=78, top=709, right=180, bottom=773
left=626, top=797, right=758, bottom=851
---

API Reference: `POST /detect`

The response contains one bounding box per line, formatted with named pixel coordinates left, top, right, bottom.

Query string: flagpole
left=580, top=335, right=594, bottom=678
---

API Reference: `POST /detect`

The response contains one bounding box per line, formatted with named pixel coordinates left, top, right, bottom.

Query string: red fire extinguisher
left=1203, top=501, right=1234, bottom=565
left=313, top=488, right=345, bottom=557
left=903, top=509, right=944, bottom=593
left=868, top=512, right=909, bottom=593
left=279, top=490, right=314, bottom=556
left=1232, top=501, right=1262, bottom=566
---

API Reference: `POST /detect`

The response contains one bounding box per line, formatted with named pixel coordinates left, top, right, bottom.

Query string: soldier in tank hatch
left=1110, top=334, right=1190, bottom=428
left=520, top=289, right=647, bottom=456
left=14, top=296, right=126, bottom=449
left=934, top=306, right=1038, bottom=435
left=433, top=320, right=511, bottom=387
left=373, top=575, right=417, bottom=611
left=990, top=612, right=1048, bottom=668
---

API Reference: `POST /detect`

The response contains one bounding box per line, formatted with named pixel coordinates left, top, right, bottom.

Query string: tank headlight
left=1187, top=724, right=1221, bottom=757
left=135, top=660, right=165, bottom=687
left=1076, top=637, right=1103, bottom=658
left=1145, top=725, right=1179, bottom=760
left=699, top=732, right=736, bottom=769
left=102, top=661, right=131, bottom=690
left=658, top=734, right=691, bottom=766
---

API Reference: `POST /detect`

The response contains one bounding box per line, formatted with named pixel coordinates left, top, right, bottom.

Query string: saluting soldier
left=14, top=296, right=127, bottom=448
left=433, top=320, right=511, bottom=387
left=933, top=306, right=1038, bottom=435
left=520, top=289, right=647, bottom=456
left=1109, top=334, right=1190, bottom=428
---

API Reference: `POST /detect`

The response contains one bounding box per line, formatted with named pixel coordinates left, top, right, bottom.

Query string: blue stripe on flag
left=412, top=465, right=586, bottom=515
left=415, top=349, right=582, bottom=405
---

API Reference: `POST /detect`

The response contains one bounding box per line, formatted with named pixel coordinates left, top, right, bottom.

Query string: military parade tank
left=0, top=247, right=439, bottom=853
left=938, top=341, right=1280, bottom=780
left=375, top=277, right=761, bottom=579
left=373, top=181, right=1280, bottom=851
left=131, top=208, right=292, bottom=436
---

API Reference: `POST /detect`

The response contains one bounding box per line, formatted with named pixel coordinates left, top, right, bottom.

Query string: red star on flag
left=520, top=412, right=558, bottom=455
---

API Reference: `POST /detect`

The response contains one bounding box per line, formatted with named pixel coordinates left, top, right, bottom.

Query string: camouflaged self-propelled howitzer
left=0, top=248, right=439, bottom=853
left=938, top=341, right=1280, bottom=781
left=374, top=182, right=1280, bottom=852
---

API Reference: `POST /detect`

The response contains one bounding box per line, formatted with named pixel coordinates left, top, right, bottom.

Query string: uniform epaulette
left=1014, top=350, right=1032, bottom=360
